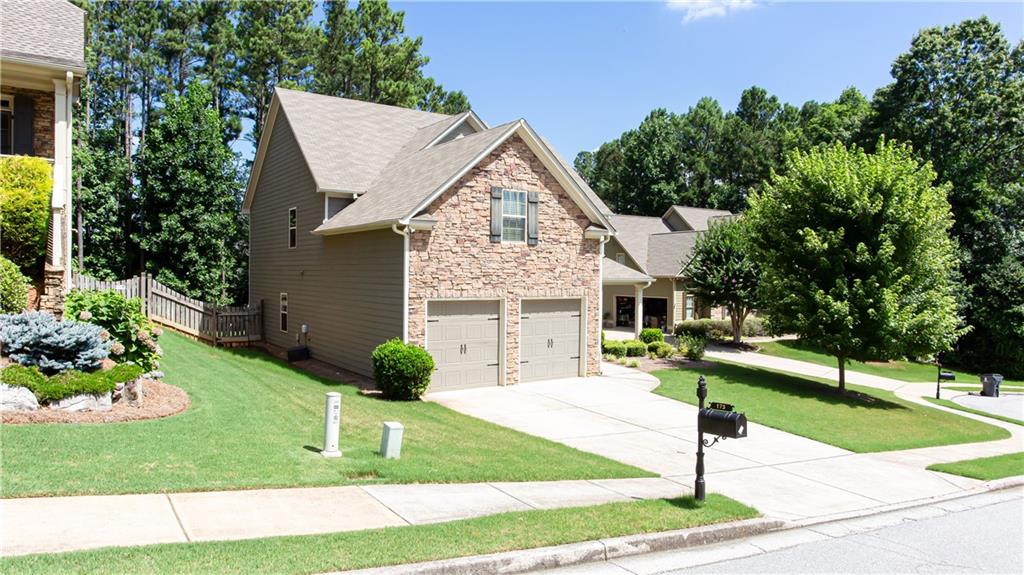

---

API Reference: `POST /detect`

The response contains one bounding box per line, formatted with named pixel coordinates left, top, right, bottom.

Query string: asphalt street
left=680, top=497, right=1023, bottom=574
left=537, top=489, right=1023, bottom=575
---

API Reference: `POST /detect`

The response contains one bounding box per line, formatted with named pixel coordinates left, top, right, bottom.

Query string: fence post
left=212, top=307, right=219, bottom=347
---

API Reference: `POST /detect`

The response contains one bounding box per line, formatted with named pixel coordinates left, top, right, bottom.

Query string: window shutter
left=13, top=94, right=34, bottom=155
left=490, top=187, right=503, bottom=243
left=527, top=192, right=539, bottom=246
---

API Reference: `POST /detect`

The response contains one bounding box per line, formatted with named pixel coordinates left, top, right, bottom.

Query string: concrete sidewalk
left=0, top=477, right=686, bottom=557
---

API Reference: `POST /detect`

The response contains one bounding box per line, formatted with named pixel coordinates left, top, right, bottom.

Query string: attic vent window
left=288, top=207, right=297, bottom=248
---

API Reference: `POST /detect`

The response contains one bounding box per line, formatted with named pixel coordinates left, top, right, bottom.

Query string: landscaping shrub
left=602, top=340, right=626, bottom=358
left=625, top=359, right=640, bottom=368
left=0, top=256, right=29, bottom=314
left=0, top=312, right=110, bottom=373
left=678, top=334, right=706, bottom=361
left=371, top=338, right=435, bottom=400
left=624, top=340, right=647, bottom=357
left=0, top=363, right=143, bottom=402
left=65, top=289, right=163, bottom=371
left=639, top=328, right=664, bottom=344
left=648, top=341, right=675, bottom=358
left=674, top=318, right=765, bottom=341
left=0, top=156, right=51, bottom=274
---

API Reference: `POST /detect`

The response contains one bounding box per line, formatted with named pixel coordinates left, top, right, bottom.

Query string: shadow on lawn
left=220, top=343, right=377, bottom=391
left=668, top=361, right=909, bottom=411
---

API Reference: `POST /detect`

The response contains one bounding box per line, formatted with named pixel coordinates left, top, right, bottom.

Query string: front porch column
left=634, top=283, right=645, bottom=338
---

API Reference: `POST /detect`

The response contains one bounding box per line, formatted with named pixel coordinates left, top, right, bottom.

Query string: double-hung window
left=501, top=189, right=527, bottom=242
left=280, top=293, right=289, bottom=332
left=685, top=295, right=695, bottom=321
left=288, top=207, right=297, bottom=248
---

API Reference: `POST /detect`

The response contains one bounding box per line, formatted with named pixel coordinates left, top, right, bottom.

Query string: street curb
left=333, top=517, right=784, bottom=575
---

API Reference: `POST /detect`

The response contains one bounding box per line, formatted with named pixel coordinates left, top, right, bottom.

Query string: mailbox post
left=935, top=357, right=955, bottom=400
left=694, top=375, right=747, bottom=501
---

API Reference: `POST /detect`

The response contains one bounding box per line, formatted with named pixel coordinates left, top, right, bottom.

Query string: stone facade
left=408, top=135, right=602, bottom=385
left=0, top=84, right=55, bottom=159
left=39, top=265, right=65, bottom=316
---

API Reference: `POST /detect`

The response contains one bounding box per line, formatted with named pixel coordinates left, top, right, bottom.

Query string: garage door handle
left=520, top=360, right=529, bottom=364
left=487, top=363, right=499, bottom=367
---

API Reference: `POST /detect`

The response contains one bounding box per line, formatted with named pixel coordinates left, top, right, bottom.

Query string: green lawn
left=1, top=332, right=649, bottom=498
left=0, top=495, right=756, bottom=575
left=653, top=362, right=1010, bottom=452
left=921, top=396, right=1024, bottom=427
left=756, top=340, right=1023, bottom=385
left=928, top=453, right=1024, bottom=481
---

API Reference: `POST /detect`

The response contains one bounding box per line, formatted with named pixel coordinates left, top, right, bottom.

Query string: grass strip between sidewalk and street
left=921, top=396, right=1024, bottom=427
left=653, top=361, right=1009, bottom=453
left=927, top=452, right=1024, bottom=481
left=755, top=340, right=1023, bottom=386
left=1, top=332, right=650, bottom=498
left=0, top=495, right=757, bottom=575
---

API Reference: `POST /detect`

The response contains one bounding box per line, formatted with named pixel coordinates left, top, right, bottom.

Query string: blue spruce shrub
left=0, top=312, right=110, bottom=373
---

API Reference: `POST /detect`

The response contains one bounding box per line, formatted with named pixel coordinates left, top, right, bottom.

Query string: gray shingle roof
left=603, top=257, right=653, bottom=283
left=664, top=206, right=733, bottom=231
left=647, top=231, right=699, bottom=277
left=314, top=122, right=519, bottom=232
left=607, top=215, right=672, bottom=272
left=0, top=0, right=85, bottom=71
left=277, top=88, right=451, bottom=194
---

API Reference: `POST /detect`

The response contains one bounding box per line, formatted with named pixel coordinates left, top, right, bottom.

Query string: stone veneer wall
left=0, top=85, right=55, bottom=158
left=407, top=135, right=602, bottom=385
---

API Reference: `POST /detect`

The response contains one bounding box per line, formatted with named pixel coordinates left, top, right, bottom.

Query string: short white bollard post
left=380, top=421, right=404, bottom=459
left=322, top=392, right=342, bottom=458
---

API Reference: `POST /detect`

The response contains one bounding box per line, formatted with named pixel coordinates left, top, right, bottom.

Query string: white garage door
left=520, top=299, right=582, bottom=383
left=426, top=300, right=501, bottom=391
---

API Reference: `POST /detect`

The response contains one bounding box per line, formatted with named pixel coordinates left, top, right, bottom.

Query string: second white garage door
left=426, top=300, right=501, bottom=391
left=520, top=299, right=582, bottom=383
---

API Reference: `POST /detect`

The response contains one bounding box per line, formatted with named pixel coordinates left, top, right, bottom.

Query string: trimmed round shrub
left=0, top=312, right=110, bottom=373
left=602, top=340, right=626, bottom=358
left=371, top=338, right=435, bottom=400
left=742, top=317, right=767, bottom=337
left=648, top=341, right=675, bottom=358
left=678, top=334, right=707, bottom=361
left=639, top=328, right=664, bottom=344
left=0, top=156, right=51, bottom=274
left=624, top=340, right=647, bottom=357
left=0, top=256, right=30, bottom=314
left=65, top=289, right=162, bottom=371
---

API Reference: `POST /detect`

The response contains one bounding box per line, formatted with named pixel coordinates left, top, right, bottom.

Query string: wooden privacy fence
left=72, top=273, right=262, bottom=346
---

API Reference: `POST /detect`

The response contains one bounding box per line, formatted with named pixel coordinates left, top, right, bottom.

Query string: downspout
left=391, top=223, right=410, bottom=343
left=63, top=71, right=74, bottom=292
left=597, top=236, right=610, bottom=374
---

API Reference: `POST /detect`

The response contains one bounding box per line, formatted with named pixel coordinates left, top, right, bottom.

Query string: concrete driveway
left=954, top=393, right=1024, bottom=422
left=427, top=363, right=986, bottom=521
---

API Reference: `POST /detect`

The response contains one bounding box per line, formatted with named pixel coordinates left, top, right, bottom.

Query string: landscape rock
left=0, top=384, right=39, bottom=411
left=114, top=378, right=144, bottom=406
left=99, top=358, right=118, bottom=371
left=51, top=391, right=112, bottom=412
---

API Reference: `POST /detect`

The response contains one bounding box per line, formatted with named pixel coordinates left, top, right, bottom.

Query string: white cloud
left=666, top=0, right=759, bottom=24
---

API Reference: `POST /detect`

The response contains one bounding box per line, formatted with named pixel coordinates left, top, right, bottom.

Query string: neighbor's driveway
left=427, top=363, right=989, bottom=522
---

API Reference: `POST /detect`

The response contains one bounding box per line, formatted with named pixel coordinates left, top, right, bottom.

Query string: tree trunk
left=730, top=306, right=742, bottom=343
left=837, top=356, right=847, bottom=395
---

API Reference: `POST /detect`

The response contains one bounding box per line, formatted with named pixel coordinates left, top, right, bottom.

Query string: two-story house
left=0, top=0, right=85, bottom=311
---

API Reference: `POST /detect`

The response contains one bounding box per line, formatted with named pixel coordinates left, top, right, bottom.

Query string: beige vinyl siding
left=248, top=111, right=403, bottom=376
left=663, top=210, right=692, bottom=232
left=605, top=237, right=642, bottom=271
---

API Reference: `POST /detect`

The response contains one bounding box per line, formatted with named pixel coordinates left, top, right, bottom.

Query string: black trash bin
left=981, top=374, right=1003, bottom=397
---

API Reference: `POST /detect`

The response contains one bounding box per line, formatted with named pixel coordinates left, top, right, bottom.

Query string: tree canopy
left=684, top=217, right=760, bottom=343
left=746, top=140, right=963, bottom=393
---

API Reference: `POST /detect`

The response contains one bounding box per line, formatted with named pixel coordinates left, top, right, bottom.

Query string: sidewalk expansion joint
left=165, top=494, right=192, bottom=542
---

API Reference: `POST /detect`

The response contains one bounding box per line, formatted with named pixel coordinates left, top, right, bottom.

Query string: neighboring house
left=602, top=207, right=733, bottom=336
left=0, top=0, right=86, bottom=312
left=244, top=89, right=618, bottom=391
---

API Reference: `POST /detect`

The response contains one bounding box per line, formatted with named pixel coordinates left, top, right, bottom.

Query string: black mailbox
left=938, top=371, right=956, bottom=381
left=698, top=408, right=747, bottom=439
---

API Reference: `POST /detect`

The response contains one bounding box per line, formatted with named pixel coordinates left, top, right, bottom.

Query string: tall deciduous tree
left=136, top=83, right=245, bottom=304
left=746, top=141, right=963, bottom=394
left=867, top=18, right=1024, bottom=376
left=684, top=217, right=760, bottom=343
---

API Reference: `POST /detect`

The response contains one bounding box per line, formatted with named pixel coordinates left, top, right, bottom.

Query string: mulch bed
left=1, top=380, right=190, bottom=425
left=621, top=355, right=717, bottom=373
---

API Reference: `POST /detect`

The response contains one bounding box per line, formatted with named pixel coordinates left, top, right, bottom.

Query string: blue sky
left=389, top=1, right=1022, bottom=158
